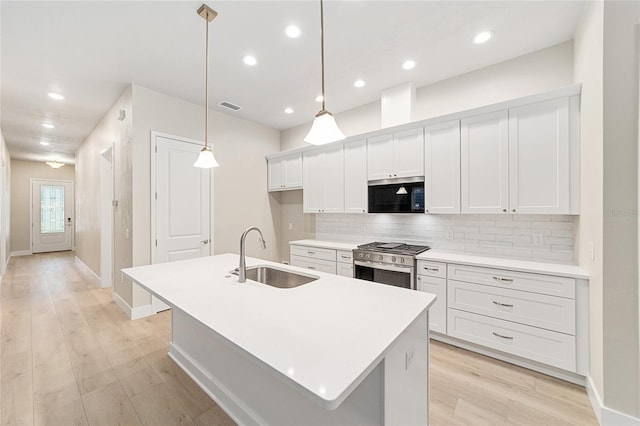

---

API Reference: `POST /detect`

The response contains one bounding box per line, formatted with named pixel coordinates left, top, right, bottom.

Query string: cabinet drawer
left=337, top=250, right=353, bottom=264
left=417, top=275, right=446, bottom=334
left=448, top=280, right=575, bottom=334
left=290, top=245, right=337, bottom=262
left=447, top=264, right=575, bottom=298
left=290, top=255, right=336, bottom=274
left=416, top=261, right=446, bottom=279
left=337, top=263, right=353, bottom=278
left=448, top=309, right=576, bottom=372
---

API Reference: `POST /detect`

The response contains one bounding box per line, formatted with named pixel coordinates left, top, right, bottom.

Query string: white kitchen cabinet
left=417, top=259, right=447, bottom=335
left=303, top=145, right=344, bottom=213
left=508, top=97, right=570, bottom=214
left=267, top=153, right=302, bottom=191
left=289, top=244, right=352, bottom=276
left=337, top=250, right=354, bottom=278
left=344, top=139, right=368, bottom=213
left=425, top=120, right=460, bottom=214
left=461, top=110, right=509, bottom=214
left=367, top=128, right=424, bottom=181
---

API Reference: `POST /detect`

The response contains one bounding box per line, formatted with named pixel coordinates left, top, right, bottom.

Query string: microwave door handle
left=354, top=260, right=413, bottom=274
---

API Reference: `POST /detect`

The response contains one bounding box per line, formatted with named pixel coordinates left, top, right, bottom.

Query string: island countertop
left=122, top=253, right=435, bottom=409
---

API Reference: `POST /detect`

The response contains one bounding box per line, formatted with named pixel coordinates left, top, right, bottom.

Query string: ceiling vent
left=218, top=101, right=242, bottom=111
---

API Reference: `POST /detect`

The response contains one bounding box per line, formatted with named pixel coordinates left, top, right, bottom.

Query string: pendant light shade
left=396, top=186, right=408, bottom=195
left=304, top=110, right=345, bottom=145
left=194, top=4, right=220, bottom=168
left=304, top=0, right=345, bottom=146
left=193, top=147, right=219, bottom=168
left=46, top=161, right=65, bottom=169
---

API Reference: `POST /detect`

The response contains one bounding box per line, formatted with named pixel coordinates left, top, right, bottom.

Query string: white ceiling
left=1, top=1, right=585, bottom=165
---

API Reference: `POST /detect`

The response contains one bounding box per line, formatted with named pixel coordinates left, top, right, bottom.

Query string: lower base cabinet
left=290, top=245, right=354, bottom=278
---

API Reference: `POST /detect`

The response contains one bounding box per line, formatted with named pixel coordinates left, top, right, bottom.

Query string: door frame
left=100, top=145, right=115, bottom=288
left=30, top=178, right=74, bottom=254
left=150, top=131, right=215, bottom=264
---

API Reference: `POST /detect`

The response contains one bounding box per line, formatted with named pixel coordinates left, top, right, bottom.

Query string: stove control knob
left=365, top=254, right=370, bottom=259
left=378, top=255, right=383, bottom=261
left=358, top=253, right=363, bottom=258
left=400, top=258, right=405, bottom=263
left=391, top=256, right=396, bottom=262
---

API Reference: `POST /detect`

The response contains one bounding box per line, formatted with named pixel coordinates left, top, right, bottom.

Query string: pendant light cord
left=204, top=10, right=210, bottom=149
left=320, top=0, right=326, bottom=112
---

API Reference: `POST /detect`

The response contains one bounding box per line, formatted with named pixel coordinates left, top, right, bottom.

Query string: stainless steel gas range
left=353, top=242, right=430, bottom=290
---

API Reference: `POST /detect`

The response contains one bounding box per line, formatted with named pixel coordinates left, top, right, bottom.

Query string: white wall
left=131, top=85, right=281, bottom=308
left=278, top=42, right=575, bottom=261
left=75, top=88, right=133, bottom=299
left=573, top=0, right=605, bottom=410
left=0, top=132, right=10, bottom=272
left=9, top=160, right=75, bottom=253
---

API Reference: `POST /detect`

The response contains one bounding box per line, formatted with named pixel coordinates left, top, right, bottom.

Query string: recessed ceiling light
left=354, top=79, right=366, bottom=88
left=402, top=60, right=416, bottom=70
left=284, top=107, right=294, bottom=114
left=48, top=92, right=64, bottom=100
left=285, top=25, right=301, bottom=38
left=243, top=55, right=257, bottom=66
left=473, top=30, right=494, bottom=44
left=40, top=141, right=50, bottom=146
left=315, top=95, right=324, bottom=103
left=42, top=123, right=55, bottom=129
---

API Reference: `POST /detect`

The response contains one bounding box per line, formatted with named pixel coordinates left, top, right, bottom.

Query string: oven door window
left=354, top=264, right=412, bottom=290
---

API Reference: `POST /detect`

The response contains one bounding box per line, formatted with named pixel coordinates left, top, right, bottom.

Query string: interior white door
left=32, top=179, right=73, bottom=253
left=154, top=134, right=211, bottom=265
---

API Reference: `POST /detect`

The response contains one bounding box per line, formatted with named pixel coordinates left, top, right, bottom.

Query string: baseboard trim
left=112, top=291, right=155, bottom=320
left=586, top=376, right=640, bottom=426
left=10, top=250, right=32, bottom=257
left=74, top=256, right=102, bottom=285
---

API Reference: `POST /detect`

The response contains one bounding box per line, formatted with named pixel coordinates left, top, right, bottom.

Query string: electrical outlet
left=587, top=241, right=595, bottom=261
left=288, top=222, right=293, bottom=231
left=405, top=344, right=416, bottom=370
left=125, top=228, right=129, bottom=240
left=446, top=229, right=454, bottom=240
left=532, top=233, right=544, bottom=246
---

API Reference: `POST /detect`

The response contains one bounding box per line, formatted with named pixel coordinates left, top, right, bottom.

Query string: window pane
left=40, top=185, right=65, bottom=233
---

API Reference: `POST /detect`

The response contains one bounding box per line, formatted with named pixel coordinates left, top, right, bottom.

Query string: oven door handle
left=354, top=260, right=413, bottom=274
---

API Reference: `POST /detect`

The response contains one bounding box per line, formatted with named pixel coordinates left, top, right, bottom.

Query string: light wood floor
left=0, top=252, right=598, bottom=425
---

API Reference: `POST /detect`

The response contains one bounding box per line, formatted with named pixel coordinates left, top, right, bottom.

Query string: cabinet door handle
left=201, top=239, right=209, bottom=244
left=502, top=209, right=507, bottom=213
left=341, top=255, right=350, bottom=259
left=492, top=332, right=514, bottom=340
left=424, top=267, right=439, bottom=272
left=493, top=276, right=513, bottom=283
left=307, top=266, right=316, bottom=270
left=307, top=251, right=315, bottom=255
left=492, top=301, right=514, bottom=308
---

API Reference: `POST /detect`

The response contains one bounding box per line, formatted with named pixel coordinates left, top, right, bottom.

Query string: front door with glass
left=31, top=179, right=74, bottom=253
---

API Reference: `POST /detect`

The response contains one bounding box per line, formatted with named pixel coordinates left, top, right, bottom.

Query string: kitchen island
left=123, top=254, right=435, bottom=425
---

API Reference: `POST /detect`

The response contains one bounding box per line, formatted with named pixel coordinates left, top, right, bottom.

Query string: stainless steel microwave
left=367, top=178, right=425, bottom=213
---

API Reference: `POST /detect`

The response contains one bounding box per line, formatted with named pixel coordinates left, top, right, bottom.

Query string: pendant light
left=46, top=160, right=65, bottom=169
left=194, top=4, right=220, bottom=168
left=396, top=186, right=408, bottom=195
left=304, top=0, right=345, bottom=145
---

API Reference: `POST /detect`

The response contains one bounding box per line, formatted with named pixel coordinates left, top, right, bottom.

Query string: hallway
left=0, top=252, right=596, bottom=425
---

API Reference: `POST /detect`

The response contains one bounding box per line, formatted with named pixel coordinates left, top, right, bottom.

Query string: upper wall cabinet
left=461, top=110, right=510, bottom=214
left=303, top=144, right=344, bottom=213
left=367, top=128, right=424, bottom=181
left=425, top=120, right=461, bottom=214
left=508, top=97, right=570, bottom=214
left=344, top=139, right=368, bottom=213
left=267, top=153, right=302, bottom=191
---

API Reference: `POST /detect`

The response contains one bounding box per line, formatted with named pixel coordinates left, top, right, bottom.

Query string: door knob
left=201, top=239, right=209, bottom=244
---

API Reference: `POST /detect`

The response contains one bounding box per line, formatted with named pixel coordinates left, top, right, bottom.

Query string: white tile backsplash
left=315, top=213, right=577, bottom=264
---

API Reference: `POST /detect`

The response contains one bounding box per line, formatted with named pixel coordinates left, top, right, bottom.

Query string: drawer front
left=416, top=260, right=446, bottom=279
left=290, top=245, right=337, bottom=262
left=447, top=264, right=575, bottom=298
left=337, top=263, right=353, bottom=278
left=417, top=275, right=446, bottom=334
left=337, top=250, right=354, bottom=264
left=448, top=280, right=575, bottom=334
left=290, top=255, right=336, bottom=274
left=448, top=309, right=576, bottom=372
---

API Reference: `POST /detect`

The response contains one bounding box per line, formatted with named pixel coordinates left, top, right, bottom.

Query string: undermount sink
left=232, top=265, right=318, bottom=288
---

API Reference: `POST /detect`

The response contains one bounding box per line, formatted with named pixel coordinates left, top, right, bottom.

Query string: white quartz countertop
left=289, top=239, right=361, bottom=251
left=122, top=254, right=434, bottom=409
left=416, top=250, right=589, bottom=279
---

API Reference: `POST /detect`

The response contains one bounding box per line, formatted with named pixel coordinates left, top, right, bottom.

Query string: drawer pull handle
left=341, top=255, right=350, bottom=259
left=492, top=332, right=514, bottom=340
left=307, top=251, right=316, bottom=255
left=307, top=266, right=316, bottom=270
left=492, top=301, right=514, bottom=308
left=424, top=267, right=439, bottom=272
left=493, top=276, right=513, bottom=283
